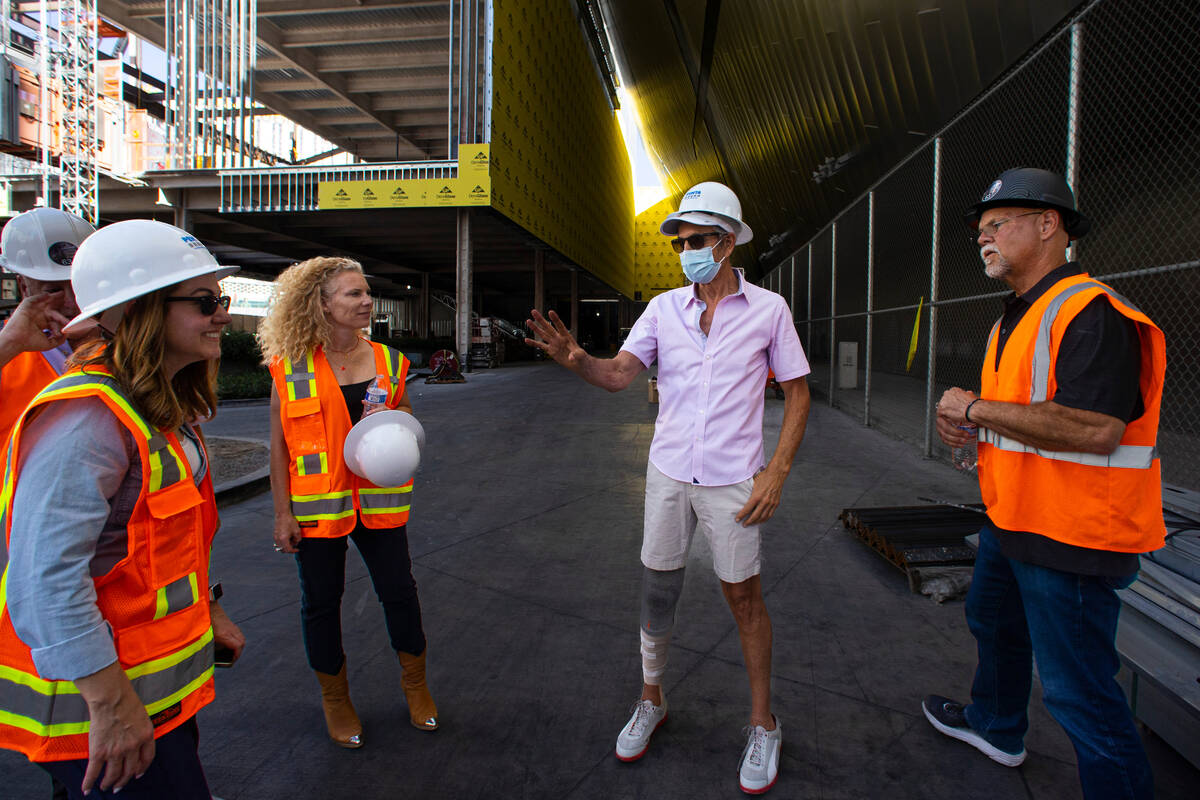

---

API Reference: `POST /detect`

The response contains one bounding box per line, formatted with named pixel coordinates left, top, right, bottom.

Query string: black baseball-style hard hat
left=965, top=167, right=1091, bottom=239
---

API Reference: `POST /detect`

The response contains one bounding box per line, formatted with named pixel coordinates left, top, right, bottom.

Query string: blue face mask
left=680, top=245, right=724, bottom=284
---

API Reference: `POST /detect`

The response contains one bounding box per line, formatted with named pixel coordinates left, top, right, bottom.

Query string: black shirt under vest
left=986, top=262, right=1145, bottom=577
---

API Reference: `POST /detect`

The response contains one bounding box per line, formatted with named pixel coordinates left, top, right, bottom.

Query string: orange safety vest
left=977, top=273, right=1166, bottom=553
left=269, top=341, right=413, bottom=538
left=0, top=350, right=58, bottom=447
left=0, top=368, right=218, bottom=762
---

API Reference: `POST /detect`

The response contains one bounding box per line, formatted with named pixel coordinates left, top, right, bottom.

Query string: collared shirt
left=621, top=270, right=810, bottom=486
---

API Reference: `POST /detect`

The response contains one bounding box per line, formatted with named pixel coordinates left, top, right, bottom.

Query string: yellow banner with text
left=318, top=145, right=490, bottom=210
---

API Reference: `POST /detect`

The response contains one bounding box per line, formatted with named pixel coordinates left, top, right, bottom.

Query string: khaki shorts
left=641, top=462, right=762, bottom=583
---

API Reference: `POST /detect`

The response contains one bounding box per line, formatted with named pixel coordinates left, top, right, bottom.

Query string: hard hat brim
left=63, top=265, right=239, bottom=335
left=0, top=259, right=72, bottom=282
left=660, top=211, right=753, bottom=245
left=343, top=409, right=426, bottom=481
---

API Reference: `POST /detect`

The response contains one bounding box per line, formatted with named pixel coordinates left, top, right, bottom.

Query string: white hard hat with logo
left=659, top=181, right=753, bottom=245
left=0, top=207, right=95, bottom=281
left=64, top=219, right=238, bottom=335
left=343, top=409, right=425, bottom=487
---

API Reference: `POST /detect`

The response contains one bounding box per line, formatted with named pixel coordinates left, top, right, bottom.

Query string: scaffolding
left=56, top=0, right=98, bottom=224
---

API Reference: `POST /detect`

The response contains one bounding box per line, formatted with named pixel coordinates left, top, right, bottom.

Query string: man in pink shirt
left=526, top=181, right=811, bottom=795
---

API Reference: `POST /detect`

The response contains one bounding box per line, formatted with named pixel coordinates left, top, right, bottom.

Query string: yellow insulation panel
left=635, top=197, right=686, bottom=300
left=490, top=0, right=635, bottom=298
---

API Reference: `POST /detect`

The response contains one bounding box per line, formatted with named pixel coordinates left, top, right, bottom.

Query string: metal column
left=172, top=189, right=191, bottom=232
left=534, top=249, right=545, bottom=314
left=455, top=208, right=473, bottom=370
left=828, top=222, right=837, bottom=407
left=419, top=273, right=430, bottom=339
left=864, top=191, right=874, bottom=427
left=569, top=269, right=579, bottom=340
left=924, top=138, right=943, bottom=457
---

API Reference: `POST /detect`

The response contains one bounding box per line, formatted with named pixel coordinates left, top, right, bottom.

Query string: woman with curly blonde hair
left=258, top=256, right=437, bottom=749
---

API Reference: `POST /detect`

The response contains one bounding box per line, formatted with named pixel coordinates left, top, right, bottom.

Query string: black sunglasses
left=164, top=295, right=232, bottom=315
left=669, top=232, right=726, bottom=254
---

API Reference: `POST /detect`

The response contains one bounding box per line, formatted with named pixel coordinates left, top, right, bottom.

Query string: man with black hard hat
left=922, top=167, right=1164, bottom=799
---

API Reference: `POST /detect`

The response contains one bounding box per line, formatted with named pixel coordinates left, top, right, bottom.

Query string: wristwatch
left=209, top=582, right=223, bottom=603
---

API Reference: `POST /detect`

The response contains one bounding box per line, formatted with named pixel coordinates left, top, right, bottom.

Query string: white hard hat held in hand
left=343, top=410, right=425, bottom=487
left=64, top=219, right=239, bottom=335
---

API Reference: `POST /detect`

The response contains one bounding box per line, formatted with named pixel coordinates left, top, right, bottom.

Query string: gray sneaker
left=615, top=697, right=668, bottom=761
left=738, top=716, right=782, bottom=794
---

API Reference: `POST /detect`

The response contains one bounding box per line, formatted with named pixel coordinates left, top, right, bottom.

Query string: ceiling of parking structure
left=99, top=0, right=458, bottom=161
left=602, top=0, right=1084, bottom=275
left=96, top=202, right=602, bottom=304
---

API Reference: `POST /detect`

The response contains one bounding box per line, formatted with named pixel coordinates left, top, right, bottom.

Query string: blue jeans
left=964, top=525, right=1153, bottom=800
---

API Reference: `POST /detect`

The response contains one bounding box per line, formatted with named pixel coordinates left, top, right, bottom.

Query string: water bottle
left=363, top=374, right=388, bottom=414
left=952, top=425, right=978, bottom=472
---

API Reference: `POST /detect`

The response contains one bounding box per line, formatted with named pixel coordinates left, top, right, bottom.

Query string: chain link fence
left=762, top=0, right=1200, bottom=492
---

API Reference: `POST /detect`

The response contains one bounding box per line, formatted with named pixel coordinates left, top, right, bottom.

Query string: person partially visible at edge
left=257, top=257, right=438, bottom=750
left=0, top=207, right=98, bottom=446
left=525, top=181, right=811, bottom=796
left=923, top=167, right=1164, bottom=800
left=0, top=219, right=246, bottom=798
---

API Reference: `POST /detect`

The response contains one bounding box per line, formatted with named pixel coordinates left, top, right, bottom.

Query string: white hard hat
left=660, top=181, right=753, bottom=245
left=64, top=219, right=238, bottom=335
left=343, top=409, right=425, bottom=487
left=0, top=207, right=95, bottom=281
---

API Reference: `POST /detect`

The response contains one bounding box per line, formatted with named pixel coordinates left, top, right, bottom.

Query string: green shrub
left=217, top=370, right=272, bottom=400
left=220, top=330, right=262, bottom=366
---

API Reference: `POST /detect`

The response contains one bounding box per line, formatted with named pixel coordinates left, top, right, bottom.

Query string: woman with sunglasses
left=0, top=219, right=245, bottom=799
left=257, top=257, right=436, bottom=750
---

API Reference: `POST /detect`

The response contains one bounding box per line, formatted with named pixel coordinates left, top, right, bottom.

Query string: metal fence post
left=924, top=137, right=942, bottom=457
left=865, top=191, right=874, bottom=426
left=806, top=244, right=813, bottom=353
left=829, top=221, right=837, bottom=407
left=789, top=253, right=796, bottom=316
left=1066, top=21, right=1083, bottom=263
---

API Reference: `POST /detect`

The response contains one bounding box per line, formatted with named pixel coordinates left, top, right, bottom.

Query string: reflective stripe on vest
left=358, top=485, right=412, bottom=515
left=283, top=352, right=319, bottom=402
left=985, top=279, right=1156, bottom=470
left=1029, top=280, right=1144, bottom=403
left=23, top=373, right=186, bottom=493
left=291, top=490, right=355, bottom=522
left=0, top=629, right=214, bottom=737
left=979, top=428, right=1156, bottom=469
left=296, top=452, right=328, bottom=477
left=154, top=572, right=200, bottom=620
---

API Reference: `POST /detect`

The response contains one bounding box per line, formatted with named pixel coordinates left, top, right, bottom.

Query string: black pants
left=39, top=717, right=209, bottom=800
left=296, top=518, right=426, bottom=674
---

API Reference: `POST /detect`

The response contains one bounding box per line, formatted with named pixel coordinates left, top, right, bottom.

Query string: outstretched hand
left=525, top=309, right=586, bottom=369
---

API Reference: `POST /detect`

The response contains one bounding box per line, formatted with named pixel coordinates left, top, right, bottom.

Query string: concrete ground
left=4, top=362, right=1197, bottom=799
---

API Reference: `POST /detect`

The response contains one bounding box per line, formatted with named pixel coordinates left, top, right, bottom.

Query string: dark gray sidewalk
left=4, top=362, right=1197, bottom=799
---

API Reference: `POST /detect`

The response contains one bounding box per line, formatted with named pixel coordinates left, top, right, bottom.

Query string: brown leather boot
left=398, top=650, right=438, bottom=730
left=315, top=661, right=363, bottom=748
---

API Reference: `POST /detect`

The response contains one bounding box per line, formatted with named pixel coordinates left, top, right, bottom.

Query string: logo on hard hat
left=982, top=180, right=1002, bottom=202
left=47, top=241, right=77, bottom=265
left=683, top=189, right=702, bottom=200
left=180, top=234, right=205, bottom=250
